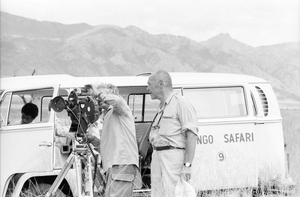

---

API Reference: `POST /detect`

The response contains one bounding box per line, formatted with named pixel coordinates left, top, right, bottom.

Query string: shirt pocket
left=111, top=165, right=136, bottom=182
left=159, top=114, right=179, bottom=136
left=112, top=174, right=135, bottom=182
left=162, top=110, right=175, bottom=120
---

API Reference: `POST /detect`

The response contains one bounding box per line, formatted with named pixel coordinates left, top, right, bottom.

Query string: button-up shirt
left=100, top=94, right=139, bottom=173
left=150, top=92, right=198, bottom=148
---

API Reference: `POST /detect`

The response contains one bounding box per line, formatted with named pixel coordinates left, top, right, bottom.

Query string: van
left=0, top=73, right=292, bottom=196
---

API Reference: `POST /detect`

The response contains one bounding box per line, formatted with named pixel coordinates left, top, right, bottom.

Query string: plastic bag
left=175, top=178, right=196, bottom=197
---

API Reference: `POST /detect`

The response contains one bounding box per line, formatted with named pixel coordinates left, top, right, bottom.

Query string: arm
left=100, top=93, right=130, bottom=116
left=55, top=117, right=75, bottom=139
left=184, top=130, right=197, bottom=164
left=178, top=97, right=199, bottom=181
left=181, top=130, right=198, bottom=181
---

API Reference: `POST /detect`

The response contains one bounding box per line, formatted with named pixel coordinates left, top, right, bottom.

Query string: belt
left=153, top=145, right=185, bottom=151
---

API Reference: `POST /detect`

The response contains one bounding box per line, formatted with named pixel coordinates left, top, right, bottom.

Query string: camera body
left=50, top=90, right=101, bottom=137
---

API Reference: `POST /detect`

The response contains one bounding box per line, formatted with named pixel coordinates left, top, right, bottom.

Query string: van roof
left=0, top=73, right=267, bottom=90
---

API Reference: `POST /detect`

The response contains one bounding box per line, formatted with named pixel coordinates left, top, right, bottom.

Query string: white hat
left=175, top=178, right=196, bottom=197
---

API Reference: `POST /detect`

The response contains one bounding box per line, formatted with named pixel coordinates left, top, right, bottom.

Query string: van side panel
left=191, top=122, right=258, bottom=191
left=1, top=124, right=54, bottom=195
left=0, top=87, right=58, bottom=196
left=251, top=83, right=285, bottom=183
left=183, top=86, right=258, bottom=190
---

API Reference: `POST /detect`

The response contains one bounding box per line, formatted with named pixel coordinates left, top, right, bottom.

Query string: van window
left=7, top=88, right=54, bottom=125
left=183, top=87, right=247, bottom=119
left=128, top=94, right=159, bottom=122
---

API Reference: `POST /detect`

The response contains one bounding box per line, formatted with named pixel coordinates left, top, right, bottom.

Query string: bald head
left=150, top=70, right=173, bottom=90
left=147, top=70, right=173, bottom=103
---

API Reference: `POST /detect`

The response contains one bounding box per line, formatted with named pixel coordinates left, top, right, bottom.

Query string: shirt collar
left=159, top=91, right=176, bottom=110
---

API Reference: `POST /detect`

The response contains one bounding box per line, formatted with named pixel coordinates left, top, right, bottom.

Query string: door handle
left=39, top=142, right=52, bottom=147
left=255, top=122, right=264, bottom=125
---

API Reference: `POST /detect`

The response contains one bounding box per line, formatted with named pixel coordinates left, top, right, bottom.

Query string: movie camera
left=49, top=89, right=101, bottom=138
left=47, top=89, right=105, bottom=197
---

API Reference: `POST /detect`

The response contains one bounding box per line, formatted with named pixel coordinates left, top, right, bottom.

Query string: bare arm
left=184, top=130, right=197, bottom=164
left=101, top=93, right=130, bottom=116
left=181, top=130, right=198, bottom=181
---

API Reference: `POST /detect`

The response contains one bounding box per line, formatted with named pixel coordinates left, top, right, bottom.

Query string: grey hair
left=92, top=82, right=119, bottom=95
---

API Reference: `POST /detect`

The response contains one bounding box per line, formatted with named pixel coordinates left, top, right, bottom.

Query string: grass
left=7, top=171, right=296, bottom=197
left=6, top=179, right=67, bottom=197
left=281, top=109, right=300, bottom=196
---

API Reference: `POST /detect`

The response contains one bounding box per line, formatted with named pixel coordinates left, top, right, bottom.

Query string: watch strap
left=184, top=162, right=192, bottom=167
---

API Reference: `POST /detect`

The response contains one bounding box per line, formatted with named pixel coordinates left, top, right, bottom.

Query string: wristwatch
left=184, top=162, right=192, bottom=167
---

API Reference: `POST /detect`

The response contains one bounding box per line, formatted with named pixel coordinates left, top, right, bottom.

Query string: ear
left=158, top=80, right=164, bottom=88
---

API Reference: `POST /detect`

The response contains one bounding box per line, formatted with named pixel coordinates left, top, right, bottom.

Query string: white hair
left=92, top=82, right=119, bottom=95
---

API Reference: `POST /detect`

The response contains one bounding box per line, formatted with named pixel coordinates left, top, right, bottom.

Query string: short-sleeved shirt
left=100, top=94, right=139, bottom=173
left=149, top=92, right=198, bottom=148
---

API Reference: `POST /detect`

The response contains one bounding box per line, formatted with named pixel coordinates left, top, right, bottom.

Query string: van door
left=183, top=86, right=258, bottom=191
left=0, top=86, right=58, bottom=193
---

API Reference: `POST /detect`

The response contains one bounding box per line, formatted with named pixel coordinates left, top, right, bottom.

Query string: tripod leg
left=90, top=154, right=105, bottom=196
left=84, top=154, right=94, bottom=196
left=74, top=153, right=84, bottom=196
left=45, top=154, right=75, bottom=197
left=78, top=153, right=97, bottom=196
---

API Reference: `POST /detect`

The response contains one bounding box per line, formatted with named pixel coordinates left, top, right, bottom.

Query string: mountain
left=200, top=33, right=254, bottom=54
left=1, top=11, right=299, bottom=105
left=0, top=12, right=93, bottom=39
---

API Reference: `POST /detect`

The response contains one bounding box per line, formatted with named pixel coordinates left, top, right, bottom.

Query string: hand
left=96, top=89, right=107, bottom=100
left=99, top=101, right=109, bottom=110
left=84, top=134, right=100, bottom=147
left=180, top=165, right=192, bottom=181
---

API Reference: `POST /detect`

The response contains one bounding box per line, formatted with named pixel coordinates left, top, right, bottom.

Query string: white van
left=0, top=73, right=292, bottom=196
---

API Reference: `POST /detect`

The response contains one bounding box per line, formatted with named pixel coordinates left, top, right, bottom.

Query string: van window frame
left=4, top=88, right=55, bottom=126
left=41, top=95, right=53, bottom=123
left=250, top=91, right=258, bottom=116
left=0, top=92, right=12, bottom=126
left=128, top=93, right=147, bottom=123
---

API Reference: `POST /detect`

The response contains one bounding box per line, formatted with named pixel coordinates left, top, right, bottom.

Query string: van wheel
left=21, top=183, right=66, bottom=197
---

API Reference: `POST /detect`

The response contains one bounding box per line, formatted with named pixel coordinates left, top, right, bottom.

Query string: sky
left=1, top=0, right=299, bottom=47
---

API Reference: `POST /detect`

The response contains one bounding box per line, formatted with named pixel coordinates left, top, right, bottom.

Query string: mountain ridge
left=1, top=11, right=299, bottom=104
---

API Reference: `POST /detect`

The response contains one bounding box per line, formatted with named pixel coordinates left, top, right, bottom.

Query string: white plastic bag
left=175, top=178, right=196, bottom=197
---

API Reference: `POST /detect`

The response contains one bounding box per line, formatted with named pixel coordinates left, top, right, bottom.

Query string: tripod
left=46, top=139, right=105, bottom=197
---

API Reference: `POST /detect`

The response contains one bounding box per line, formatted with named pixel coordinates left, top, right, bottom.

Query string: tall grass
left=6, top=180, right=67, bottom=197
left=281, top=109, right=300, bottom=196
left=7, top=176, right=295, bottom=197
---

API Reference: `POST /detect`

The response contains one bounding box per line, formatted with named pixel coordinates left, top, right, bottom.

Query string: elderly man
left=147, top=70, right=198, bottom=197
left=90, top=82, right=139, bottom=197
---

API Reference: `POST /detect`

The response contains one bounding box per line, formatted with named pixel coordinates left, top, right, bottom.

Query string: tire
left=21, top=183, right=66, bottom=197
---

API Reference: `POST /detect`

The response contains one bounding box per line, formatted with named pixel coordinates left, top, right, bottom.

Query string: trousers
left=151, top=149, right=184, bottom=197
left=104, top=164, right=138, bottom=197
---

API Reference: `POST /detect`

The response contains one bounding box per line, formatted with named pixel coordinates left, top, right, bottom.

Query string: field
left=281, top=108, right=300, bottom=196
left=6, top=103, right=300, bottom=197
